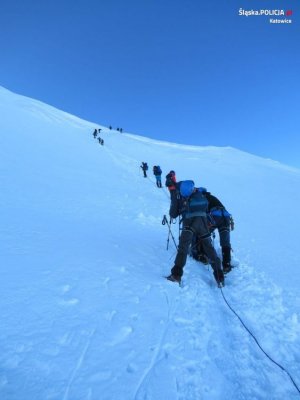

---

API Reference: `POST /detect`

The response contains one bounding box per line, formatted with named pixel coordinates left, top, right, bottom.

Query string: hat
left=180, top=180, right=195, bottom=197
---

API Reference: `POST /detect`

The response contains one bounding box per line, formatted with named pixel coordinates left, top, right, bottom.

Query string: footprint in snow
left=126, top=363, right=138, bottom=373
left=61, top=284, right=71, bottom=294
left=58, top=298, right=79, bottom=306
left=104, top=310, right=117, bottom=322
left=108, top=326, right=133, bottom=346
left=102, top=277, right=111, bottom=286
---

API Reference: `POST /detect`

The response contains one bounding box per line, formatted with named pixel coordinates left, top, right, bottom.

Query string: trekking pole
left=162, top=215, right=178, bottom=250
left=166, top=226, right=171, bottom=250
left=161, top=215, right=171, bottom=249
left=162, top=215, right=171, bottom=250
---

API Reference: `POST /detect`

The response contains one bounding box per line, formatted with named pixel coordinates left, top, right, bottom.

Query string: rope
left=146, top=175, right=170, bottom=199
left=219, top=287, right=300, bottom=396
left=144, top=169, right=300, bottom=395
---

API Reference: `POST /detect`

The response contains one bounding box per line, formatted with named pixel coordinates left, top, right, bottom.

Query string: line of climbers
left=140, top=162, right=234, bottom=288
left=92, top=126, right=124, bottom=142
left=93, top=128, right=102, bottom=138
left=140, top=162, right=163, bottom=189
left=93, top=129, right=104, bottom=145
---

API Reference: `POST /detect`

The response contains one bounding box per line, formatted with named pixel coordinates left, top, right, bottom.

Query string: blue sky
left=1, top=0, right=299, bottom=168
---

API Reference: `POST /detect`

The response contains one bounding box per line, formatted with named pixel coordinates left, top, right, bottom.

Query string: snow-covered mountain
left=1, top=85, right=300, bottom=399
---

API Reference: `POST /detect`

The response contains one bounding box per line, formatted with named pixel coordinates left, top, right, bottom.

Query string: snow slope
left=0, top=86, right=300, bottom=400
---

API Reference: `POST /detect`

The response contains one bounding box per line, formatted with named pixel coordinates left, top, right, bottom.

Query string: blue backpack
left=178, top=181, right=208, bottom=218
left=153, top=165, right=162, bottom=175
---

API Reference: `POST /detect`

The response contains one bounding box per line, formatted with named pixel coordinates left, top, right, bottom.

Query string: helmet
left=180, top=180, right=195, bottom=197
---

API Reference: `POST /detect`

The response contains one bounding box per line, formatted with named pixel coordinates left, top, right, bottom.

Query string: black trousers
left=172, top=216, right=221, bottom=277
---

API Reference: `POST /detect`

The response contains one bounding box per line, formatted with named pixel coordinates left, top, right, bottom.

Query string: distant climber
left=141, top=162, right=148, bottom=178
left=153, top=166, right=162, bottom=188
left=93, top=129, right=98, bottom=138
left=165, top=170, right=177, bottom=200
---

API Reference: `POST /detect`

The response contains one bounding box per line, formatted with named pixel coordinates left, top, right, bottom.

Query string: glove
left=230, top=216, right=235, bottom=231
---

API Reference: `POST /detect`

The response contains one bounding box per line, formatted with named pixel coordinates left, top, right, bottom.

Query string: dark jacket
left=205, top=192, right=225, bottom=211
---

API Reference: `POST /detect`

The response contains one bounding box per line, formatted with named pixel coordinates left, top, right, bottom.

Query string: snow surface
left=1, top=85, right=300, bottom=399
